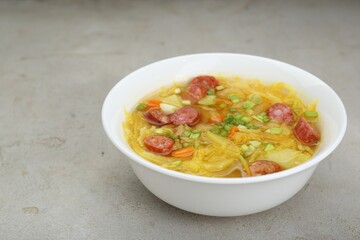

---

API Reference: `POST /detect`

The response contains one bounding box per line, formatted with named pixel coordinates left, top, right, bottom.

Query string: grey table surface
left=1, top=0, right=359, bottom=239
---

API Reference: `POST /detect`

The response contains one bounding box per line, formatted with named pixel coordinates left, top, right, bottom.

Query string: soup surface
left=123, top=75, right=320, bottom=177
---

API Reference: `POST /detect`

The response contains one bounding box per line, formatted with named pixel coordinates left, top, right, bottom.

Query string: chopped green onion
left=266, top=128, right=283, bottom=134
left=219, top=130, right=228, bottom=137
left=237, top=125, right=247, bottom=130
left=243, top=101, right=255, bottom=109
left=170, top=160, right=182, bottom=166
left=227, top=94, right=240, bottom=103
left=136, top=103, right=147, bottom=110
left=223, top=124, right=231, bottom=131
left=252, top=115, right=264, bottom=123
left=241, top=116, right=251, bottom=123
left=207, top=89, right=215, bottom=95
left=249, top=94, right=262, bottom=104
left=252, top=112, right=270, bottom=123
left=182, top=142, right=189, bottom=147
left=192, top=130, right=201, bottom=134
left=154, top=128, right=164, bottom=134
left=262, top=115, right=270, bottom=123
left=233, top=113, right=243, bottom=120
left=210, top=127, right=221, bottom=134
left=181, top=100, right=191, bottom=105
left=246, top=124, right=259, bottom=130
left=198, top=95, right=216, bottom=106
left=224, top=115, right=234, bottom=124
left=219, top=103, right=227, bottom=108
left=249, top=141, right=261, bottom=147
left=264, top=143, right=275, bottom=151
left=169, top=133, right=178, bottom=140
left=304, top=111, right=318, bottom=117
left=183, top=130, right=191, bottom=137
left=241, top=144, right=255, bottom=156
left=189, top=132, right=201, bottom=139
left=174, top=88, right=181, bottom=94
left=229, top=108, right=237, bottom=112
left=238, top=120, right=246, bottom=125
left=216, top=85, right=225, bottom=90
left=241, top=144, right=249, bottom=152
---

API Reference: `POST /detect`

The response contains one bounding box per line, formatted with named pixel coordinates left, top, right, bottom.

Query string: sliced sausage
left=267, top=103, right=295, bottom=125
left=250, top=160, right=282, bottom=176
left=189, top=75, right=220, bottom=89
left=183, top=75, right=220, bottom=103
left=144, top=135, right=175, bottom=155
left=143, top=109, right=171, bottom=126
left=170, top=106, right=201, bottom=126
left=183, top=83, right=208, bottom=103
left=294, top=117, right=320, bottom=145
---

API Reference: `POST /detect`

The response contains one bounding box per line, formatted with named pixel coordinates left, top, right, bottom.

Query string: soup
left=123, top=75, right=320, bottom=177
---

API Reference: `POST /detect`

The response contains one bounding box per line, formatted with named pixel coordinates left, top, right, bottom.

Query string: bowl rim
left=102, top=53, right=347, bottom=184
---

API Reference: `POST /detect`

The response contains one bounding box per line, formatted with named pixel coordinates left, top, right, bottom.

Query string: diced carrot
left=210, top=113, right=224, bottom=123
left=229, top=126, right=238, bottom=136
left=147, top=99, right=162, bottom=107
left=171, top=146, right=194, bottom=158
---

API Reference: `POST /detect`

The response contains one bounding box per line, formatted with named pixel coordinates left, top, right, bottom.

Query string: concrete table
left=0, top=0, right=359, bottom=239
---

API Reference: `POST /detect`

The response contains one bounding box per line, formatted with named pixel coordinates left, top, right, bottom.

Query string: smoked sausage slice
left=267, top=103, right=295, bottom=125
left=143, top=109, right=171, bottom=126
left=183, top=84, right=208, bottom=103
left=170, top=106, right=200, bottom=126
left=250, top=160, right=282, bottom=176
left=189, top=75, right=219, bottom=89
left=144, top=135, right=175, bottom=155
left=183, top=75, right=220, bottom=103
left=294, top=117, right=320, bottom=145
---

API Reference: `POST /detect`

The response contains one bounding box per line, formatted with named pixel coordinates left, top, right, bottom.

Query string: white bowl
left=102, top=53, right=347, bottom=217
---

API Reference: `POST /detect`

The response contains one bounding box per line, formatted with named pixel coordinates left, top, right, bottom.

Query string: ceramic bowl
left=102, top=53, right=347, bottom=216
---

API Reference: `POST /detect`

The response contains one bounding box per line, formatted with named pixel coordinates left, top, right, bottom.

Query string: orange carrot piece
left=171, top=146, right=194, bottom=158
left=210, top=113, right=224, bottom=123
left=229, top=126, right=238, bottom=136
left=147, top=99, right=162, bottom=107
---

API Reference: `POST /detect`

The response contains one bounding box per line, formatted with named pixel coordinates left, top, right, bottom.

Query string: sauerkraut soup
left=123, top=75, right=320, bottom=178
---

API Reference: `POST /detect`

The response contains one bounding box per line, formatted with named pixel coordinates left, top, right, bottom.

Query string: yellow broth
left=123, top=76, right=320, bottom=177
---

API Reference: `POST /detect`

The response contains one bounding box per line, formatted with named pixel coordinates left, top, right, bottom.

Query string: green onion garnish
left=249, top=141, right=261, bottom=147
left=233, top=113, right=243, bottom=120
left=227, top=94, right=240, bottom=103
left=189, top=132, right=201, bottom=139
left=136, top=103, right=147, bottom=110
left=223, top=124, right=231, bottom=131
left=181, top=100, right=191, bottom=105
left=207, top=89, right=215, bottom=95
left=210, top=127, right=221, bottom=134
left=264, top=143, right=275, bottom=151
left=229, top=108, right=237, bottom=112
left=169, top=133, right=178, bottom=140
left=252, top=113, right=270, bottom=123
left=219, top=103, right=227, bottom=108
left=154, top=128, right=164, bottom=134
left=249, top=94, right=262, bottom=104
left=246, top=124, right=259, bottom=130
left=216, top=85, right=225, bottom=90
left=243, top=101, right=255, bottom=109
left=241, top=116, right=251, bottom=123
left=304, top=111, right=318, bottom=117
left=183, top=130, right=191, bottom=137
left=219, top=130, right=228, bottom=137
left=266, top=128, right=283, bottom=134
